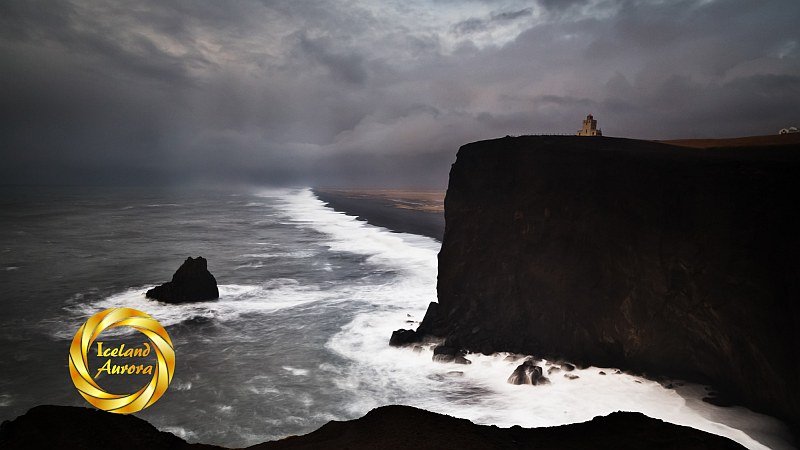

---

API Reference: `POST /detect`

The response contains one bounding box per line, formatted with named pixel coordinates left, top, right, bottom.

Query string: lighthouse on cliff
left=577, top=114, right=602, bottom=136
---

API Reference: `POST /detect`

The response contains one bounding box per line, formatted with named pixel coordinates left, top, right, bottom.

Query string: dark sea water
left=0, top=186, right=792, bottom=449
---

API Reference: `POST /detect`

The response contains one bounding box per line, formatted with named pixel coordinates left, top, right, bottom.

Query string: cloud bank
left=1, top=0, right=798, bottom=186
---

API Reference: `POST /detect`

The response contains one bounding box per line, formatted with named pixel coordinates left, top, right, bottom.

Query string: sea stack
left=145, top=257, right=219, bottom=303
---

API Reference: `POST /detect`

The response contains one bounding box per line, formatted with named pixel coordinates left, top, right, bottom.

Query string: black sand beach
left=313, top=189, right=445, bottom=241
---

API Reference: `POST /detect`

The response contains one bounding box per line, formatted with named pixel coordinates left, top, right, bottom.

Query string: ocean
left=0, top=186, right=792, bottom=449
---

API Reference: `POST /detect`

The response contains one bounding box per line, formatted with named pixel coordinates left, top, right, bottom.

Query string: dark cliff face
left=427, top=135, right=800, bottom=430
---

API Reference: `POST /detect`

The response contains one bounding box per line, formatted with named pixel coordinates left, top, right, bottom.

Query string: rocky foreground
left=415, top=135, right=800, bottom=435
left=0, top=404, right=744, bottom=449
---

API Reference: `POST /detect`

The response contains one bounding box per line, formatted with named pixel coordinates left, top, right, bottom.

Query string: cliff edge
left=422, top=135, right=800, bottom=431
left=0, top=405, right=744, bottom=449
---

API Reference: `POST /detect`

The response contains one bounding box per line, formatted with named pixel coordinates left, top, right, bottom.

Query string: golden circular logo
left=68, top=307, right=175, bottom=414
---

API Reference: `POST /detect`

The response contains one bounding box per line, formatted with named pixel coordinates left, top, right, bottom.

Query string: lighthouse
left=577, top=114, right=602, bottom=136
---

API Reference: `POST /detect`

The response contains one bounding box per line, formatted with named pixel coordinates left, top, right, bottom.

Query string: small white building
left=577, top=114, right=602, bottom=136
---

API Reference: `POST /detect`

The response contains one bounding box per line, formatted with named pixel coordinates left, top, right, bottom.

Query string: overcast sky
left=1, top=0, right=799, bottom=187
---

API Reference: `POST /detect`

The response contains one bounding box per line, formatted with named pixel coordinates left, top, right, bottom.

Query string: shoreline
left=313, top=188, right=445, bottom=242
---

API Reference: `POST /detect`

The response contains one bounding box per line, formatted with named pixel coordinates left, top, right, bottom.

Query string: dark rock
left=389, top=329, right=420, bottom=347
left=660, top=379, right=679, bottom=389
left=0, top=405, right=214, bottom=449
left=432, top=345, right=459, bottom=357
left=415, top=301, right=446, bottom=337
left=432, top=345, right=470, bottom=364
left=0, top=404, right=746, bottom=449
left=704, top=391, right=736, bottom=407
left=146, top=257, right=219, bottom=304
left=565, top=373, right=580, bottom=380
left=599, top=371, right=607, bottom=376
left=562, top=363, right=576, bottom=372
left=453, top=356, right=472, bottom=365
left=508, top=360, right=549, bottom=385
left=432, top=135, right=800, bottom=433
left=547, top=366, right=561, bottom=374
left=182, top=315, right=213, bottom=325
left=387, top=301, right=446, bottom=349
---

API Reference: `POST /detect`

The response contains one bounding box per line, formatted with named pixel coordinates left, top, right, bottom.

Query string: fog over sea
left=0, top=187, right=792, bottom=449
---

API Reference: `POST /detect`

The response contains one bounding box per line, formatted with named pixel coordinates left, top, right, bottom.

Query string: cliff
left=423, top=135, right=800, bottom=431
left=0, top=405, right=744, bottom=449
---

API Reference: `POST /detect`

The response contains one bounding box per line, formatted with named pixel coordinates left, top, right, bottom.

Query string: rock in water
left=387, top=302, right=444, bottom=348
left=389, top=329, right=420, bottom=347
left=508, top=360, right=549, bottom=385
left=432, top=345, right=472, bottom=364
left=145, top=257, right=219, bottom=304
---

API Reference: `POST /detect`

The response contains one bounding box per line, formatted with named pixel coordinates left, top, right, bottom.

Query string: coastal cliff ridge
left=420, top=135, right=800, bottom=432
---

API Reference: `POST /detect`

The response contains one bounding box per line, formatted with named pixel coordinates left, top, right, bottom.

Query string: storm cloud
left=1, top=0, right=798, bottom=186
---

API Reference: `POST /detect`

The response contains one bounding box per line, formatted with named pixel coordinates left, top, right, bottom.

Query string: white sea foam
left=162, top=426, right=198, bottom=441
left=235, top=262, right=266, bottom=269
left=172, top=381, right=193, bottom=391
left=241, top=251, right=317, bottom=259
left=270, top=189, right=440, bottom=279
left=282, top=366, right=310, bottom=376
left=274, top=188, right=793, bottom=450
left=54, top=281, right=329, bottom=339
left=243, top=375, right=281, bottom=396
left=120, top=203, right=182, bottom=210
